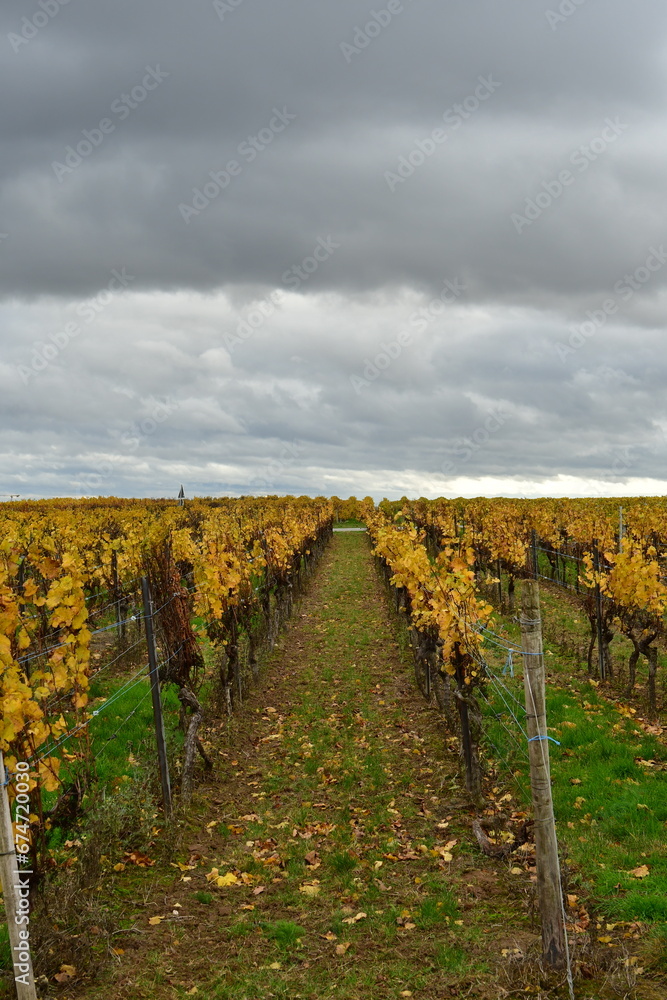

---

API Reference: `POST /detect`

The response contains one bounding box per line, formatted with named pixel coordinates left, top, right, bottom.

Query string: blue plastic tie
left=528, top=734, right=561, bottom=745
left=502, top=650, right=514, bottom=678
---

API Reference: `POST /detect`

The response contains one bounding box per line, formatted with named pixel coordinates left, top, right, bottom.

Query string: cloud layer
left=2, top=0, right=667, bottom=498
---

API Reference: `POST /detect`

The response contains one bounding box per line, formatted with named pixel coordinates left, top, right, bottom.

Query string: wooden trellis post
left=0, top=753, right=37, bottom=999
left=520, top=580, right=569, bottom=971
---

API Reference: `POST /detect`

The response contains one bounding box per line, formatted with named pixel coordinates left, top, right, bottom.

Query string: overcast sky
left=2, top=0, right=667, bottom=500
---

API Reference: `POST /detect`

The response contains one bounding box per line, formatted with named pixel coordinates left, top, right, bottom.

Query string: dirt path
left=70, top=533, right=543, bottom=1000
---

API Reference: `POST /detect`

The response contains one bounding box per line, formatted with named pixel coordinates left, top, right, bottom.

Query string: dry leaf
left=629, top=865, right=650, bottom=879
left=54, top=964, right=76, bottom=983
left=299, top=882, right=320, bottom=896
left=322, top=931, right=338, bottom=941
left=124, top=850, right=154, bottom=867
left=216, top=873, right=239, bottom=887
left=269, top=961, right=282, bottom=970
left=148, top=916, right=164, bottom=925
left=335, top=942, right=351, bottom=955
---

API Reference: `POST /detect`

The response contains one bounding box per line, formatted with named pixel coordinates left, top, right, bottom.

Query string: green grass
left=261, top=920, right=306, bottom=951
left=434, top=943, right=471, bottom=972
left=39, top=667, right=185, bottom=848
left=0, top=924, right=10, bottom=972
left=482, top=597, right=667, bottom=931
left=193, top=891, right=213, bottom=904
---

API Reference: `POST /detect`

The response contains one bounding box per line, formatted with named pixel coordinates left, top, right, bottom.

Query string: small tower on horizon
left=178, top=485, right=185, bottom=506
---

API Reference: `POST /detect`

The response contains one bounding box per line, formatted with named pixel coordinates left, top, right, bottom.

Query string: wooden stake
left=141, top=577, right=172, bottom=818
left=593, top=544, right=606, bottom=681
left=520, top=580, right=568, bottom=969
left=0, top=753, right=37, bottom=1000
left=453, top=644, right=480, bottom=802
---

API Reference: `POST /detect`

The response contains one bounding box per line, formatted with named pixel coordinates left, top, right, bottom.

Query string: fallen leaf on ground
left=55, top=964, right=76, bottom=980
left=124, top=850, right=154, bottom=867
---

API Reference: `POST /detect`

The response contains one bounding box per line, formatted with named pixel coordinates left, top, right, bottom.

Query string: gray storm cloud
left=1, top=0, right=667, bottom=498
